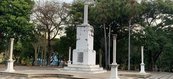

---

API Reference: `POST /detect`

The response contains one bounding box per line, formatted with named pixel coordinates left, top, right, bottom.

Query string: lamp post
left=108, top=25, right=111, bottom=70
left=128, top=18, right=131, bottom=70
left=128, top=0, right=142, bottom=71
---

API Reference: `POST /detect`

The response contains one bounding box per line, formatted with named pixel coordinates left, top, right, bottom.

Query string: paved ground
left=0, top=65, right=173, bottom=79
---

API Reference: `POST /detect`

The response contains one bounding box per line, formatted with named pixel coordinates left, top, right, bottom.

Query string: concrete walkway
left=0, top=65, right=172, bottom=79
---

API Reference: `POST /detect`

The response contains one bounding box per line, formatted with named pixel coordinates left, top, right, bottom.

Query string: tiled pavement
left=0, top=65, right=173, bottom=79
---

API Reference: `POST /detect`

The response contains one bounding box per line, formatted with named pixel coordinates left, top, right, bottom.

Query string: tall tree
left=0, top=0, right=34, bottom=39
left=32, top=1, right=70, bottom=65
left=133, top=0, right=173, bottom=71
left=0, top=0, right=34, bottom=57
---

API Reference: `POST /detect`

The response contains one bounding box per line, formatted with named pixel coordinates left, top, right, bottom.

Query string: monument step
left=64, top=67, right=104, bottom=71
left=63, top=64, right=106, bottom=73
left=68, top=64, right=100, bottom=68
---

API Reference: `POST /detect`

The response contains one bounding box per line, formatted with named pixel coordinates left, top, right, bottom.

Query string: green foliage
left=0, top=0, right=34, bottom=52
left=69, top=1, right=83, bottom=24
left=54, top=26, right=76, bottom=60
left=0, top=0, right=34, bottom=37
left=0, top=0, right=34, bottom=65
left=131, top=0, right=173, bottom=71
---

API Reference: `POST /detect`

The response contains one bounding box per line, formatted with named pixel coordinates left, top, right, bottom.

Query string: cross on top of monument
left=83, top=0, right=95, bottom=25
left=84, top=0, right=95, bottom=5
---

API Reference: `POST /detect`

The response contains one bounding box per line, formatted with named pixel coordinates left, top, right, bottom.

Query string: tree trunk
left=43, top=45, right=47, bottom=66
left=103, top=24, right=108, bottom=69
left=99, top=49, right=103, bottom=67
left=148, top=51, right=152, bottom=71
left=47, top=31, right=51, bottom=65
left=34, top=46, right=38, bottom=66
left=32, top=43, right=38, bottom=66
left=41, top=48, right=43, bottom=66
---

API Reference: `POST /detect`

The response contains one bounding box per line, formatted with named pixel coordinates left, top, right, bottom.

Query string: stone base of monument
left=64, top=64, right=106, bottom=73
left=5, top=60, right=15, bottom=72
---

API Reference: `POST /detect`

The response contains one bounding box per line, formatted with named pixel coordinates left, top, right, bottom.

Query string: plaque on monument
left=77, top=52, right=83, bottom=63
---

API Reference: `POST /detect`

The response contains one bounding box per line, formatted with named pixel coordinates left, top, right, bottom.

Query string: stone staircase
left=64, top=64, right=106, bottom=73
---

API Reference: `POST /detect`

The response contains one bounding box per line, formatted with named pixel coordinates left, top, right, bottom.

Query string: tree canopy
left=57, top=0, right=173, bottom=71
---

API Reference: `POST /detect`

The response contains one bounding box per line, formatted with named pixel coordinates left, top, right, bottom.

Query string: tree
left=132, top=0, right=173, bottom=71
left=0, top=0, right=34, bottom=63
left=32, top=1, right=70, bottom=65
left=54, top=26, right=76, bottom=60
left=0, top=0, right=34, bottom=39
left=90, top=0, right=143, bottom=69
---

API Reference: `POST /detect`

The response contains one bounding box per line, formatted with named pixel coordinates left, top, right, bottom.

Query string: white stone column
left=109, top=34, right=119, bottom=79
left=68, top=47, right=71, bottom=65
left=83, top=0, right=95, bottom=25
left=140, top=46, right=146, bottom=74
left=5, top=38, right=15, bottom=72
left=84, top=3, right=88, bottom=25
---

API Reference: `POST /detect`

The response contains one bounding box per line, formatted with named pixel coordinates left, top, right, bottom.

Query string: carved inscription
left=77, top=52, right=83, bottom=63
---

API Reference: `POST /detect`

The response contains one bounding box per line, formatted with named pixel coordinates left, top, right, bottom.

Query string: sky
left=61, top=0, right=73, bottom=3
left=34, top=0, right=74, bottom=3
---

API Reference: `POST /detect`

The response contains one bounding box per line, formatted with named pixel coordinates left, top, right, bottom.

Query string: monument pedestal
left=72, top=49, right=96, bottom=65
left=5, top=60, right=15, bottom=72
left=64, top=22, right=105, bottom=73
left=109, top=63, right=119, bottom=79
left=140, top=63, right=146, bottom=74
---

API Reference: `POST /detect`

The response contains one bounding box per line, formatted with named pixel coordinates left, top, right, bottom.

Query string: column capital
left=112, top=34, right=117, bottom=39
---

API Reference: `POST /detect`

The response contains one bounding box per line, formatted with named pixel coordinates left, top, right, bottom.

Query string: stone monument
left=5, top=38, right=15, bottom=72
left=64, top=0, right=105, bottom=73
